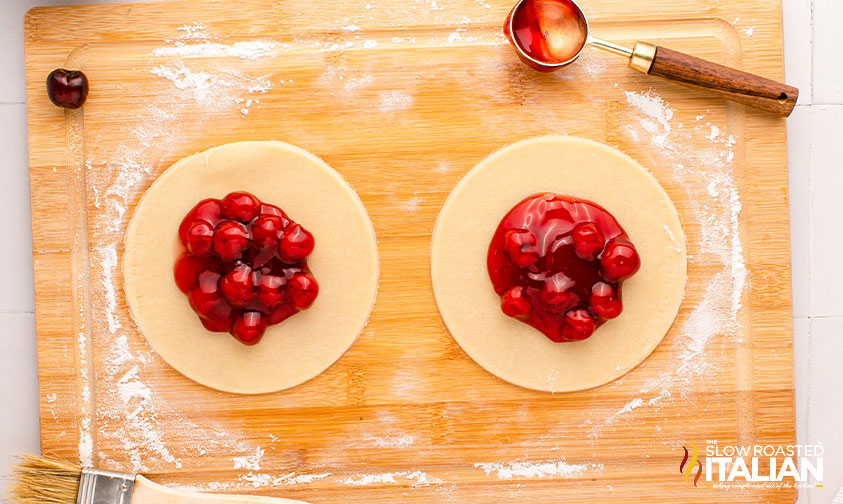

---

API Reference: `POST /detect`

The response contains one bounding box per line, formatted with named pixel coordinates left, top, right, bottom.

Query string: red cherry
left=286, top=273, right=319, bottom=310
left=46, top=69, right=88, bottom=109
left=213, top=221, right=249, bottom=261
left=251, top=215, right=285, bottom=248
left=174, top=255, right=216, bottom=293
left=189, top=271, right=232, bottom=322
left=561, top=310, right=595, bottom=341
left=259, top=203, right=289, bottom=221
left=194, top=199, right=223, bottom=221
left=200, top=317, right=231, bottom=333
left=231, top=311, right=267, bottom=345
left=501, top=286, right=531, bottom=318
left=179, top=199, right=221, bottom=245
left=221, top=192, right=260, bottom=223
left=219, top=263, right=255, bottom=307
left=570, top=222, right=605, bottom=260
left=255, top=274, right=285, bottom=308
left=590, top=282, right=622, bottom=320
left=600, top=238, right=640, bottom=280
left=186, top=220, right=214, bottom=256
left=504, top=230, right=539, bottom=268
left=267, top=303, right=297, bottom=325
left=280, top=224, right=315, bottom=262
left=540, top=273, right=576, bottom=313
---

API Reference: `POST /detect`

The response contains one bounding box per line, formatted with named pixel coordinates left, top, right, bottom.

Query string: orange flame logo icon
left=680, top=442, right=703, bottom=487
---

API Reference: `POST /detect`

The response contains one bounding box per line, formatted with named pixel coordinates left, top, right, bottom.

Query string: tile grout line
left=806, top=101, right=813, bottom=323
left=809, top=0, right=815, bottom=106
left=804, top=0, right=814, bottom=336
left=805, top=318, right=813, bottom=500
left=808, top=30, right=815, bottom=492
left=805, top=102, right=843, bottom=107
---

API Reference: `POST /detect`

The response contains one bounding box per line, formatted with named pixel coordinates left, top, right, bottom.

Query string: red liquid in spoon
left=505, top=0, right=589, bottom=67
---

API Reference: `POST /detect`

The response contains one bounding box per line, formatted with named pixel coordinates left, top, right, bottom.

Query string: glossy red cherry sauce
left=174, top=191, right=318, bottom=346
left=487, top=193, right=640, bottom=342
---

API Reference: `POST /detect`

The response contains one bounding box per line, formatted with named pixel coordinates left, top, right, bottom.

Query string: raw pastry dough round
left=431, top=135, right=686, bottom=392
left=124, top=141, right=378, bottom=395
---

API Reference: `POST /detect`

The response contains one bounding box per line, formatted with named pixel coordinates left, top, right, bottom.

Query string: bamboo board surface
left=24, top=0, right=795, bottom=502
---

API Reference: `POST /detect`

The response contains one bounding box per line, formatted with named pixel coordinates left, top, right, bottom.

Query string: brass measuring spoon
left=504, top=0, right=798, bottom=116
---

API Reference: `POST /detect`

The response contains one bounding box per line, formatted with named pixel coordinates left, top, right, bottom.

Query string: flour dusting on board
left=342, top=470, right=441, bottom=486
left=623, top=90, right=746, bottom=318
left=379, top=90, right=414, bottom=112
left=586, top=89, right=748, bottom=432
left=474, top=459, right=603, bottom=479
left=149, top=23, right=273, bottom=114
left=624, top=90, right=674, bottom=148
left=233, top=447, right=265, bottom=471
left=366, top=434, right=416, bottom=447
left=152, top=39, right=278, bottom=60
left=149, top=62, right=273, bottom=113
left=285, top=473, right=333, bottom=485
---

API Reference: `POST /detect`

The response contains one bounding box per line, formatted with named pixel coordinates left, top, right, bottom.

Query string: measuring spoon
left=504, top=0, right=798, bottom=116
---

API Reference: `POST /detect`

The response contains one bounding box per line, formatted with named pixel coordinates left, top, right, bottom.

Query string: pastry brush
left=9, top=455, right=311, bottom=504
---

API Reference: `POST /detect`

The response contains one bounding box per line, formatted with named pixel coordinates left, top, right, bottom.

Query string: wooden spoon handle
left=630, top=42, right=798, bottom=116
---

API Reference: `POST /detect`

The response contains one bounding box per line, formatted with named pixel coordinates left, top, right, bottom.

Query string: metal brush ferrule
left=77, top=468, right=135, bottom=504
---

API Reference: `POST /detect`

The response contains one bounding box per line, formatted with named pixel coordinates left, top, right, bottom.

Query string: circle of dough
left=431, top=135, right=687, bottom=393
left=123, top=141, right=378, bottom=395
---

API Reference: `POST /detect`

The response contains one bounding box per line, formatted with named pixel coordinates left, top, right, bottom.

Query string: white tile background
left=0, top=0, right=840, bottom=502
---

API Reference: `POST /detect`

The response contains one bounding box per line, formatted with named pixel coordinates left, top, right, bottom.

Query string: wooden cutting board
left=24, top=0, right=795, bottom=502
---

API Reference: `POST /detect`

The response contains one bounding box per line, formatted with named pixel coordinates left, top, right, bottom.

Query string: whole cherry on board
left=46, top=69, right=89, bottom=109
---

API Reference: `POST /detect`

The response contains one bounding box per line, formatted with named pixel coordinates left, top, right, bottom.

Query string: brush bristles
left=9, top=454, right=82, bottom=504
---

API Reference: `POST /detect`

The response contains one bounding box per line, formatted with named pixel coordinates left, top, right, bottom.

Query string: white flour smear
left=175, top=22, right=210, bottom=40
left=285, top=473, right=333, bottom=485
left=378, top=90, right=414, bottom=112
left=397, top=195, right=421, bottom=213
left=161, top=23, right=277, bottom=59
left=233, top=447, right=265, bottom=471
left=366, top=434, right=416, bottom=448
left=341, top=470, right=441, bottom=486
left=603, top=398, right=643, bottom=424
left=434, top=160, right=453, bottom=173
left=226, top=470, right=438, bottom=489
left=150, top=24, right=273, bottom=113
left=153, top=40, right=278, bottom=60
left=77, top=314, right=93, bottom=466
left=474, top=459, right=602, bottom=480
left=195, top=472, right=309, bottom=491
left=149, top=62, right=273, bottom=112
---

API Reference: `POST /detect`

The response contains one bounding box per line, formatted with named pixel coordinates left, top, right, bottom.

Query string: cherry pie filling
left=174, top=191, right=318, bottom=346
left=487, top=193, right=640, bottom=342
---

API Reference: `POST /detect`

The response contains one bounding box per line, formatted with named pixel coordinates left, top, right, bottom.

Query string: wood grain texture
left=648, top=45, right=799, bottom=116
left=24, top=0, right=795, bottom=502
